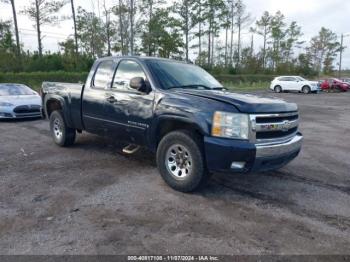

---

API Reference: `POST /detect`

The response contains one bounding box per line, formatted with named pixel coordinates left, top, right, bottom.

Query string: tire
left=49, top=110, right=76, bottom=147
left=274, top=85, right=282, bottom=93
left=302, top=86, right=311, bottom=94
left=156, top=130, right=208, bottom=192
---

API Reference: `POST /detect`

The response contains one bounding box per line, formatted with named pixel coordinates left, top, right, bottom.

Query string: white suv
left=270, top=76, right=319, bottom=94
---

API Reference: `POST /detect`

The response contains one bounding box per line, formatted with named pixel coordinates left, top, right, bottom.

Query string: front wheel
left=302, top=86, right=311, bottom=94
left=49, top=110, right=76, bottom=147
left=156, top=130, right=208, bottom=192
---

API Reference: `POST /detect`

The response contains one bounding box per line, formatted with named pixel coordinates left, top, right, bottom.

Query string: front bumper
left=204, top=133, right=303, bottom=173
left=311, top=85, right=320, bottom=91
left=0, top=104, right=43, bottom=119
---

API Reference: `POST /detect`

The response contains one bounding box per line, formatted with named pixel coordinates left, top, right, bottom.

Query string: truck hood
left=173, top=89, right=298, bottom=113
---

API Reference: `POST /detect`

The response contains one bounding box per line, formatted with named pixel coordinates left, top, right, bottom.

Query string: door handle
left=106, top=96, right=117, bottom=103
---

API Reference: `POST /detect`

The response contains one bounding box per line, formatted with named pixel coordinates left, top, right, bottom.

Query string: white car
left=270, top=76, right=319, bottom=94
left=0, top=83, right=42, bottom=119
left=342, top=78, right=350, bottom=85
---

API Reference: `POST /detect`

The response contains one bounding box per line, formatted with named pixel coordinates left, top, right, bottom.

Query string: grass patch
left=222, top=81, right=270, bottom=92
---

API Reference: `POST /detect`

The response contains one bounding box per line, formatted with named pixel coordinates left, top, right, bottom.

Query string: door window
left=279, top=77, right=289, bottom=81
left=93, top=60, right=115, bottom=89
left=112, top=60, right=147, bottom=91
left=279, top=77, right=295, bottom=82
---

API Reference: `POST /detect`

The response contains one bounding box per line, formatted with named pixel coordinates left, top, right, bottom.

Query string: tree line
left=0, top=0, right=343, bottom=76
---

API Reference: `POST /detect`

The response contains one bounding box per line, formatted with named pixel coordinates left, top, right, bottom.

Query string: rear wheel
left=274, top=85, right=282, bottom=93
left=156, top=130, right=208, bottom=192
left=336, top=86, right=346, bottom=92
left=49, top=110, right=76, bottom=147
left=302, top=86, right=311, bottom=94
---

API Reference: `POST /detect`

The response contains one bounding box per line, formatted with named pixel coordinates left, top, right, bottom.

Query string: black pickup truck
left=42, top=56, right=303, bottom=192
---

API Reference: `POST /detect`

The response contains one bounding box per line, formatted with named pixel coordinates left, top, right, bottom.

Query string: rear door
left=104, top=59, right=155, bottom=145
left=82, top=59, right=116, bottom=135
left=278, top=77, right=290, bottom=90
left=287, top=77, right=299, bottom=91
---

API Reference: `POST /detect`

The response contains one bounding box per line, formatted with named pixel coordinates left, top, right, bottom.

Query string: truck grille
left=256, top=127, right=298, bottom=140
left=250, top=112, right=299, bottom=143
left=255, top=114, right=298, bottom=123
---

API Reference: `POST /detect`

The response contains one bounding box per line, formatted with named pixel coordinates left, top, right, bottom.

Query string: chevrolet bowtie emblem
left=281, top=120, right=291, bottom=131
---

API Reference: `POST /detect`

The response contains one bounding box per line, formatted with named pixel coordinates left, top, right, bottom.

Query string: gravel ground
left=0, top=91, right=349, bottom=255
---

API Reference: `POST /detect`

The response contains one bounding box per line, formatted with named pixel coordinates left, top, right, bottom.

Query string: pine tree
left=1, top=0, right=20, bottom=56
left=251, top=11, right=272, bottom=69
left=22, top=0, right=65, bottom=56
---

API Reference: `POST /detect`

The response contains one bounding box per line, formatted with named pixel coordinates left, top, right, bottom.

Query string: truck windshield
left=146, top=60, right=224, bottom=90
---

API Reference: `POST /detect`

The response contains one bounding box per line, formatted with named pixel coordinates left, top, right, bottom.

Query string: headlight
left=212, top=112, right=249, bottom=139
left=0, top=102, right=14, bottom=107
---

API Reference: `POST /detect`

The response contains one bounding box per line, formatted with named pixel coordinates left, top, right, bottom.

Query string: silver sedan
left=0, top=83, right=42, bottom=119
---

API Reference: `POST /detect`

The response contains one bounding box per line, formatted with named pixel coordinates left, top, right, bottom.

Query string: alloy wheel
left=165, top=144, right=193, bottom=180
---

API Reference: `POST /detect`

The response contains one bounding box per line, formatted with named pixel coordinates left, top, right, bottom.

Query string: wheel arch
left=152, top=116, right=207, bottom=151
left=45, top=97, right=64, bottom=118
left=274, top=85, right=282, bottom=91
left=44, top=96, right=73, bottom=127
left=302, top=85, right=311, bottom=93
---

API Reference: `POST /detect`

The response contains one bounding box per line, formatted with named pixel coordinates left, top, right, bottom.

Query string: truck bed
left=42, top=82, right=84, bottom=130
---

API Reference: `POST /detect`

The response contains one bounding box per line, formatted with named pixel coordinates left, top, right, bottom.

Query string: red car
left=320, top=78, right=349, bottom=92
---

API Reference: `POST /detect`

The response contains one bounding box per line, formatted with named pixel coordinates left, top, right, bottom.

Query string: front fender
left=147, top=114, right=210, bottom=152
left=146, top=90, right=237, bottom=151
left=147, top=96, right=213, bottom=151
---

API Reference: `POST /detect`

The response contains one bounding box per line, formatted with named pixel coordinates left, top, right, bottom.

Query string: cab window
left=112, top=60, right=147, bottom=91
left=93, top=60, right=115, bottom=89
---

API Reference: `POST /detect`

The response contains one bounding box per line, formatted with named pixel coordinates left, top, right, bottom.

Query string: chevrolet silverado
left=42, top=56, right=303, bottom=192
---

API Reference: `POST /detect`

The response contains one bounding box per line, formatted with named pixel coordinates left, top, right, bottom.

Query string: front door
left=104, top=59, right=155, bottom=146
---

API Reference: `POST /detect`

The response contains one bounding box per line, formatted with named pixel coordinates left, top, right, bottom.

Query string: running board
left=122, top=144, right=140, bottom=154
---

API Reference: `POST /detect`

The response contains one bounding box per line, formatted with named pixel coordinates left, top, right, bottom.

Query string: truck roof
left=96, top=55, right=191, bottom=64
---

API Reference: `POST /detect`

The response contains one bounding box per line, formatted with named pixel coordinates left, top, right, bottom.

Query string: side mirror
left=130, top=77, right=150, bottom=93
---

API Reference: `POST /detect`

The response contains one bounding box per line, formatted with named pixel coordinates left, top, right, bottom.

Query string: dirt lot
left=0, top=91, right=350, bottom=255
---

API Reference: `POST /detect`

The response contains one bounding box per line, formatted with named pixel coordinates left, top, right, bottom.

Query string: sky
left=0, top=0, right=350, bottom=69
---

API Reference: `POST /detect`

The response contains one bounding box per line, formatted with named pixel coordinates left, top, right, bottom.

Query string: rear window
left=0, top=85, right=36, bottom=96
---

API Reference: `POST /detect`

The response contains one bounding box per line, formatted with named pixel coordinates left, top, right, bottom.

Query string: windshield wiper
left=212, top=87, right=227, bottom=91
left=167, top=84, right=220, bottom=90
